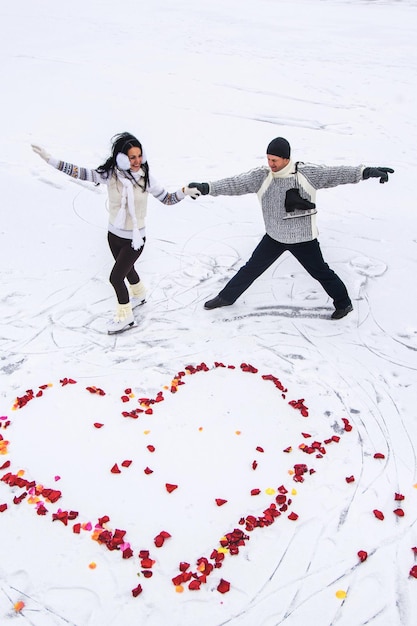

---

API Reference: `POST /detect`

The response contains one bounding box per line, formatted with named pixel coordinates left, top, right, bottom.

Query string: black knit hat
left=266, top=137, right=291, bottom=159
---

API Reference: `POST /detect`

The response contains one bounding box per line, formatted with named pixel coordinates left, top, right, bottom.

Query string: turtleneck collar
left=270, top=159, right=296, bottom=178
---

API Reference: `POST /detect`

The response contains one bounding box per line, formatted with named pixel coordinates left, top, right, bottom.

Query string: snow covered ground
left=1, top=0, right=417, bottom=624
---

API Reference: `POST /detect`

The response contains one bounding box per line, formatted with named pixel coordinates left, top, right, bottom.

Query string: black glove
left=285, top=188, right=316, bottom=213
left=362, top=167, right=394, bottom=184
left=188, top=182, right=209, bottom=195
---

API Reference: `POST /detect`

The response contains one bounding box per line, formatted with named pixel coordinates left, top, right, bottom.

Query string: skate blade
left=132, top=298, right=146, bottom=309
left=107, top=321, right=136, bottom=335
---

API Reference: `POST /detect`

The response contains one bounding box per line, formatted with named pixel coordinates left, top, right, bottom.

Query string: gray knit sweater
left=209, top=161, right=364, bottom=244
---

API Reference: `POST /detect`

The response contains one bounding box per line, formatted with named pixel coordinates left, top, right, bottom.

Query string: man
left=189, top=137, right=393, bottom=319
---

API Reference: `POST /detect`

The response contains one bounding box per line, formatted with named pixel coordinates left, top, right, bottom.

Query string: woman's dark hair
left=97, top=132, right=150, bottom=190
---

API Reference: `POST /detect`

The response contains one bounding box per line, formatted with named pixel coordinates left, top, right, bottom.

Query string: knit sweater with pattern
left=209, top=160, right=364, bottom=244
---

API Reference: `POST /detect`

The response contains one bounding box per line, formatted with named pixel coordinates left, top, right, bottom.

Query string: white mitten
left=31, top=144, right=51, bottom=162
left=182, top=186, right=201, bottom=200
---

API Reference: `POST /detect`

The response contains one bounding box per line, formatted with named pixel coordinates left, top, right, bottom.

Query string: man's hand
left=362, top=167, right=394, bottom=184
left=188, top=182, right=210, bottom=195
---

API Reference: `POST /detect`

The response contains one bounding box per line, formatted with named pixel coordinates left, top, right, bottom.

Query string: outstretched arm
left=31, top=144, right=107, bottom=185
left=301, top=163, right=394, bottom=189
left=188, top=168, right=268, bottom=197
left=147, top=174, right=200, bottom=205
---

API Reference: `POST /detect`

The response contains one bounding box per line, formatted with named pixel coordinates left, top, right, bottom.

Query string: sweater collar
left=270, top=159, right=296, bottom=178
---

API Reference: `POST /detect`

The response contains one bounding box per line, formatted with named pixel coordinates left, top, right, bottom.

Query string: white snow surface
left=1, top=0, right=417, bottom=624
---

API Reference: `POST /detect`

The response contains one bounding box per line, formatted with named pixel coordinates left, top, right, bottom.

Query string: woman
left=32, top=133, right=198, bottom=334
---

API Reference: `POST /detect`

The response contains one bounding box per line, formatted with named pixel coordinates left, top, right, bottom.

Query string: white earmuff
left=116, top=152, right=131, bottom=170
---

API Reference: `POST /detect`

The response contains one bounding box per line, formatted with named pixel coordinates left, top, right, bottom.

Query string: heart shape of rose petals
left=1, top=362, right=353, bottom=598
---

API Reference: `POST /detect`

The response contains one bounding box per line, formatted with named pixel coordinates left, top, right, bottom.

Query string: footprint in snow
left=349, top=255, right=387, bottom=278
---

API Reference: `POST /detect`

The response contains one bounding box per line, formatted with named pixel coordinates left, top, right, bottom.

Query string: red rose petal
left=52, top=510, right=68, bottom=525
left=123, top=547, right=134, bottom=559
left=217, top=578, right=231, bottom=594
left=0, top=503, right=7, bottom=513
left=93, top=423, right=104, bottom=428
left=36, top=503, right=48, bottom=515
left=132, top=584, right=143, bottom=597
left=393, top=508, right=405, bottom=517
left=86, top=386, right=106, bottom=395
left=346, top=476, right=355, bottom=483
left=252, top=460, right=258, bottom=470
left=256, top=446, right=264, bottom=453
left=358, top=550, right=368, bottom=562
left=250, top=488, right=261, bottom=496
left=373, top=452, right=385, bottom=459
left=172, top=573, right=187, bottom=586
left=154, top=531, right=171, bottom=547
left=373, top=509, right=384, bottom=520
left=215, top=498, right=227, bottom=507
left=13, top=493, right=27, bottom=504
left=394, top=493, right=405, bottom=501
left=121, top=460, right=132, bottom=468
left=410, top=566, right=417, bottom=579
left=144, top=467, right=153, bottom=475
left=288, top=512, right=299, bottom=521
left=41, top=488, right=61, bottom=503
left=138, top=550, right=149, bottom=559
left=111, top=464, right=121, bottom=474
left=166, top=483, right=178, bottom=493
left=179, top=562, right=190, bottom=572
left=160, top=531, right=172, bottom=539
left=147, top=445, right=155, bottom=452
left=188, top=580, right=201, bottom=590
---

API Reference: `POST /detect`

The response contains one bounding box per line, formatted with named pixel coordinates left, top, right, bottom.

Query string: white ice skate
left=107, top=303, right=135, bottom=335
left=129, top=281, right=147, bottom=309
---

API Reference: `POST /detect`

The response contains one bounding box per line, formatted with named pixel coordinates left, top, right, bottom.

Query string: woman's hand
left=182, top=186, right=201, bottom=200
left=31, top=144, right=51, bottom=162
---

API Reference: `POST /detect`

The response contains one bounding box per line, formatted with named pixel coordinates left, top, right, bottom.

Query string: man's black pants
left=218, top=234, right=351, bottom=310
